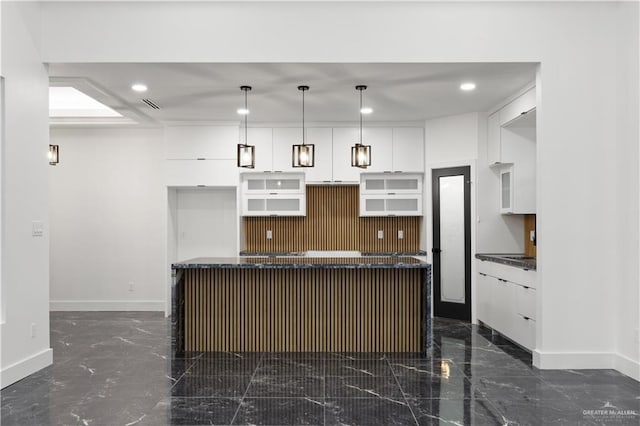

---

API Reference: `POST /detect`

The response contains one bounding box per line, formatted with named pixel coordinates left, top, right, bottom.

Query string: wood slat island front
left=171, top=257, right=431, bottom=354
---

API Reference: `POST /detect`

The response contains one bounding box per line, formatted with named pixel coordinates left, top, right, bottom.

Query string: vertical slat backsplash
left=244, top=185, right=421, bottom=252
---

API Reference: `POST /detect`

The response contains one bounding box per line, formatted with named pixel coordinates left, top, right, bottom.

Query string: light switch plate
left=377, top=230, right=383, bottom=239
left=32, top=221, right=44, bottom=237
left=529, top=230, right=536, bottom=242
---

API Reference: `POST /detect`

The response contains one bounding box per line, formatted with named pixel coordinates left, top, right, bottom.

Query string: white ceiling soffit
left=47, top=63, right=537, bottom=125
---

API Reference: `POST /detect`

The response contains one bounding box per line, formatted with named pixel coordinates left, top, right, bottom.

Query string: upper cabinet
left=244, top=128, right=273, bottom=172
left=240, top=172, right=306, bottom=216
left=331, top=128, right=361, bottom=182
left=165, top=126, right=239, bottom=159
left=487, top=87, right=536, bottom=167
left=392, top=128, right=424, bottom=172
left=359, top=173, right=423, bottom=217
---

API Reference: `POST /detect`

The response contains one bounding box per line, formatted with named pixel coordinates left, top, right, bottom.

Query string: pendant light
left=351, top=85, right=371, bottom=168
left=292, top=85, right=314, bottom=168
left=237, top=86, right=255, bottom=168
left=48, top=144, right=59, bottom=166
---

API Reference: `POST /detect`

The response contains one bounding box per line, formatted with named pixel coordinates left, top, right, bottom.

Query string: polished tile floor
left=1, top=312, right=638, bottom=425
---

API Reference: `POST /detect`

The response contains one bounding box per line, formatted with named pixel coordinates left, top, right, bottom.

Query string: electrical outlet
left=377, top=230, right=384, bottom=239
left=529, top=230, right=536, bottom=242
left=398, top=230, right=404, bottom=240
left=266, top=230, right=273, bottom=240
left=31, top=323, right=36, bottom=338
left=128, top=281, right=135, bottom=292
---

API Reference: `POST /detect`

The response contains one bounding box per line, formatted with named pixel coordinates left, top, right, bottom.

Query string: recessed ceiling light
left=131, top=83, right=148, bottom=92
left=460, top=82, right=476, bottom=91
left=360, top=107, right=373, bottom=114
left=237, top=108, right=250, bottom=115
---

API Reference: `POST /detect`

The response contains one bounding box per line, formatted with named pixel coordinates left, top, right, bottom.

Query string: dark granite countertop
left=173, top=256, right=430, bottom=269
left=239, top=251, right=428, bottom=257
left=361, top=251, right=427, bottom=257
left=475, top=253, right=536, bottom=270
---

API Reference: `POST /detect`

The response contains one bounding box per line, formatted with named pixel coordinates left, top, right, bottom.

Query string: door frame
left=424, top=160, right=477, bottom=322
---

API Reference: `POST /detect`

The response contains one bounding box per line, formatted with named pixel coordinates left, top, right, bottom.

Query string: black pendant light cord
left=244, top=89, right=248, bottom=144
left=302, top=88, right=305, bottom=145
left=359, top=88, right=363, bottom=145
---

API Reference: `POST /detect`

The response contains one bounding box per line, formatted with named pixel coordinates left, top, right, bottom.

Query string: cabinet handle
left=388, top=192, right=396, bottom=195
left=322, top=180, right=331, bottom=183
left=197, top=184, right=206, bottom=187
left=197, top=158, right=205, bottom=160
left=479, top=272, right=487, bottom=276
left=523, top=286, right=530, bottom=289
left=523, top=316, right=530, bottom=321
left=334, top=180, right=343, bottom=183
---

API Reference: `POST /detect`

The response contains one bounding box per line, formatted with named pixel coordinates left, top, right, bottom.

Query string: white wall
left=614, top=2, right=640, bottom=380
left=49, top=127, right=166, bottom=311
left=21, top=0, right=640, bottom=378
left=174, top=188, right=237, bottom=261
left=0, top=1, right=51, bottom=388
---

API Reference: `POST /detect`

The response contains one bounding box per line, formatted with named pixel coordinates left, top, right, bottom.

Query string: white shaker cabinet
left=304, top=128, right=333, bottom=183
left=359, top=173, right=423, bottom=216
left=392, top=127, right=424, bottom=172
left=272, top=128, right=301, bottom=173
left=240, top=172, right=306, bottom=216
left=500, top=87, right=536, bottom=126
left=331, top=128, right=361, bottom=183
left=242, top=128, right=273, bottom=172
left=165, top=126, right=238, bottom=159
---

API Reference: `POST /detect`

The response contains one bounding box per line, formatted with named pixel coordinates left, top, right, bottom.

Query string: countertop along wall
left=35, top=1, right=640, bottom=378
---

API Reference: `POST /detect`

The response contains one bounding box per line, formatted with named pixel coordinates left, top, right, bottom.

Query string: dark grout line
left=386, top=355, right=420, bottom=426
left=230, top=352, right=265, bottom=425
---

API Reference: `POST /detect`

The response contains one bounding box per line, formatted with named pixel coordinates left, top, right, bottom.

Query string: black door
left=432, top=166, right=471, bottom=321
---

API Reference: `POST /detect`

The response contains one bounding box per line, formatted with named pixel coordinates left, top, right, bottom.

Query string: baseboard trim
left=614, top=352, right=640, bottom=381
left=50, top=300, right=165, bottom=311
left=533, top=350, right=640, bottom=381
left=1, top=348, right=53, bottom=389
left=533, top=350, right=615, bottom=370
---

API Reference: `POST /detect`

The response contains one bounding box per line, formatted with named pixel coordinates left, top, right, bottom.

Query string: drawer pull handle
left=523, top=316, right=530, bottom=321
left=479, top=273, right=487, bottom=276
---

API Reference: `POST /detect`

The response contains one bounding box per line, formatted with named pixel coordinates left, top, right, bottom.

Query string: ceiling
left=48, top=63, right=537, bottom=125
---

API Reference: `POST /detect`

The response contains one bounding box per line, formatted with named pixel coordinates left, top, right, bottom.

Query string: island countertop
left=172, top=256, right=430, bottom=270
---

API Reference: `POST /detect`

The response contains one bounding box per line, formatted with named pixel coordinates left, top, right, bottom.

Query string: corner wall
left=0, top=1, right=51, bottom=388
left=49, top=127, right=166, bottom=312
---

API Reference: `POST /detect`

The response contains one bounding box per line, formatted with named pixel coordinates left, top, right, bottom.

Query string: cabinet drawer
left=477, top=260, right=535, bottom=288
left=499, top=87, right=536, bottom=126
left=512, top=314, right=535, bottom=350
left=515, top=285, right=536, bottom=320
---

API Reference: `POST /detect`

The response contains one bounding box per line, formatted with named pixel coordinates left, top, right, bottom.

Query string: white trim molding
left=534, top=350, right=640, bottom=381
left=0, top=348, right=53, bottom=389
left=50, top=300, right=165, bottom=312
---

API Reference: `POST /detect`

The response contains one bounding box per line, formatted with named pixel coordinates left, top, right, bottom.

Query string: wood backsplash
left=244, top=185, right=421, bottom=252
left=524, top=214, right=537, bottom=258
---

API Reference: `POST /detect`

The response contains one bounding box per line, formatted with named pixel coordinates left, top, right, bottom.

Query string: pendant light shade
left=351, top=85, right=371, bottom=168
left=48, top=144, right=59, bottom=166
left=237, top=86, right=255, bottom=168
left=292, top=85, right=314, bottom=168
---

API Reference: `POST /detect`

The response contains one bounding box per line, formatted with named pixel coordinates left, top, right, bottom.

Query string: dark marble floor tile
left=471, top=375, right=567, bottom=403
left=140, top=397, right=240, bottom=426
left=325, top=397, right=417, bottom=426
left=408, top=398, right=504, bottom=426
left=246, top=375, right=324, bottom=398
left=490, top=397, right=613, bottom=426
left=389, top=359, right=465, bottom=378
left=255, top=358, right=325, bottom=377
left=233, top=397, right=324, bottom=425
left=265, top=351, right=326, bottom=360
left=384, top=350, right=437, bottom=361
left=540, top=369, right=640, bottom=403
left=187, top=357, right=260, bottom=376
left=171, top=375, right=251, bottom=398
left=326, top=352, right=387, bottom=361
left=326, top=375, right=403, bottom=398
left=199, top=351, right=264, bottom=361
left=326, top=359, right=393, bottom=377
left=457, top=357, right=538, bottom=378
left=397, top=374, right=480, bottom=400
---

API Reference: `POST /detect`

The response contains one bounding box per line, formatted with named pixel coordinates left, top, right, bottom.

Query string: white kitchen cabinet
left=500, top=87, right=536, bottom=126
left=240, top=172, right=305, bottom=216
left=392, top=128, right=424, bottom=172
left=362, top=128, right=393, bottom=173
left=487, top=112, right=501, bottom=165
left=332, top=128, right=361, bottom=183
left=304, top=128, right=333, bottom=183
left=359, top=173, right=423, bottom=216
left=476, top=259, right=537, bottom=350
left=165, top=126, right=238, bottom=159
left=243, top=128, right=273, bottom=172
left=272, top=128, right=301, bottom=173
left=166, top=159, right=239, bottom=187
left=500, top=163, right=535, bottom=214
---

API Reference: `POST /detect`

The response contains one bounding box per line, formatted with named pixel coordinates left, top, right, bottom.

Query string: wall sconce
left=48, top=144, right=59, bottom=166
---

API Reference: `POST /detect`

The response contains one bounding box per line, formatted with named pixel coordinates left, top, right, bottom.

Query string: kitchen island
left=171, top=257, right=431, bottom=354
